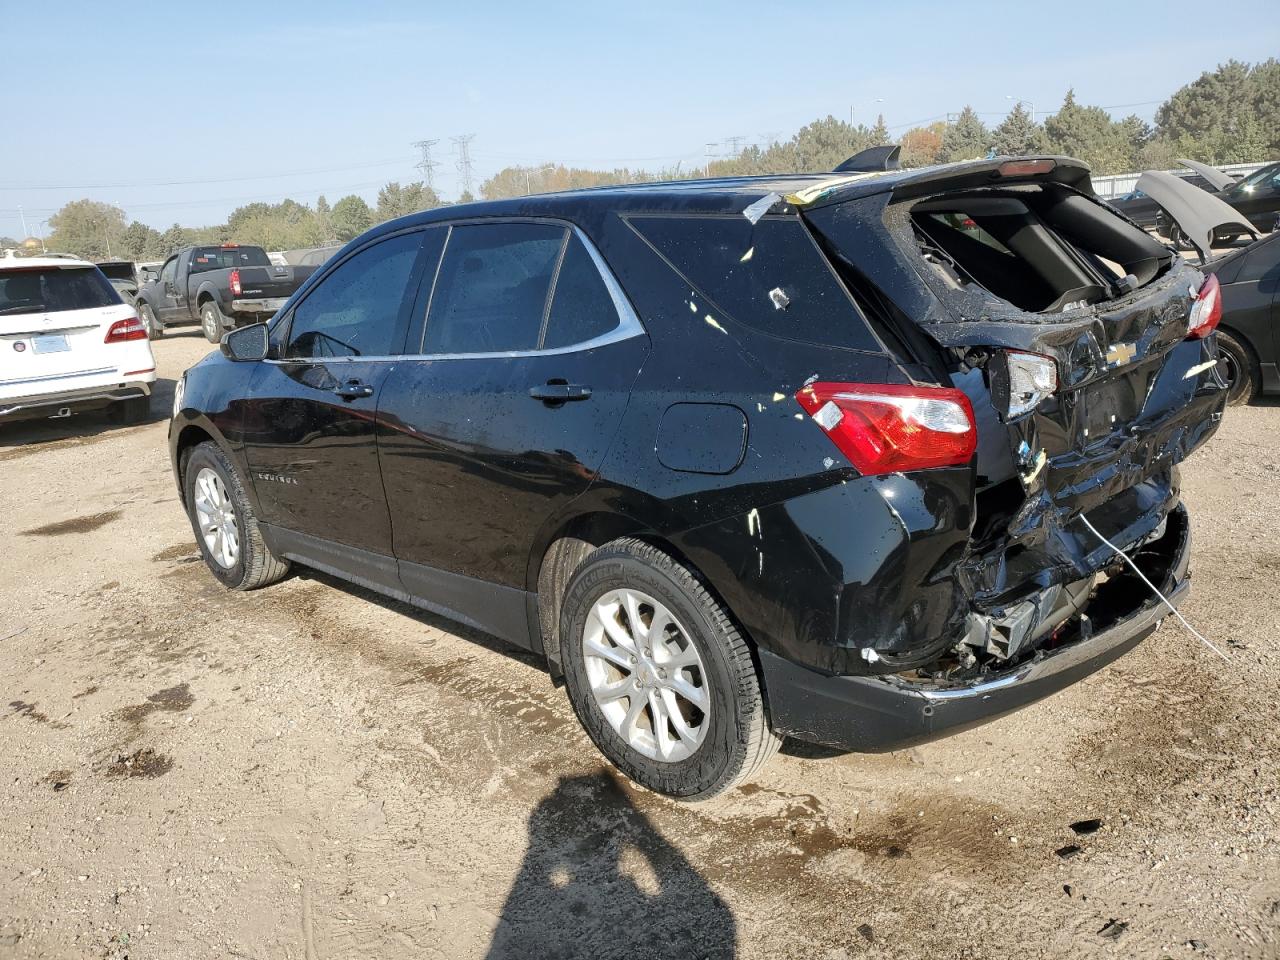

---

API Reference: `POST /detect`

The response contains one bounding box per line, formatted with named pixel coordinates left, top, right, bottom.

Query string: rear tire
left=1166, top=222, right=1193, bottom=251
left=559, top=538, right=780, bottom=800
left=1215, top=329, right=1258, bottom=406
left=200, top=301, right=225, bottom=343
left=182, top=441, right=290, bottom=591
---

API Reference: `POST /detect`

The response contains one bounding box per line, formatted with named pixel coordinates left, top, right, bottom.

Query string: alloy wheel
left=582, top=588, right=709, bottom=762
left=193, top=467, right=239, bottom=568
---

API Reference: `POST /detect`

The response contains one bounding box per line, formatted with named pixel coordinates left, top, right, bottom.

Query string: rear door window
left=627, top=215, right=879, bottom=351
left=542, top=234, right=621, bottom=349
left=0, top=267, right=120, bottom=316
left=422, top=222, right=565, bottom=354
left=284, top=231, right=424, bottom=359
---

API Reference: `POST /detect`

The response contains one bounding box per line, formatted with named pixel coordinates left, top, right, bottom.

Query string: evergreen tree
left=939, top=106, right=991, bottom=162
left=991, top=103, right=1044, bottom=156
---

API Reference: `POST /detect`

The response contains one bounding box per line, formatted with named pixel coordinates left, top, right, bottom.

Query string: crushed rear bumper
left=760, top=502, right=1191, bottom=752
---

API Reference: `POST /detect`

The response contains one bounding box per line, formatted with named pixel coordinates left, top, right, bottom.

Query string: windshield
left=0, top=266, right=120, bottom=316
left=1231, top=163, right=1280, bottom=193
left=189, top=246, right=271, bottom=274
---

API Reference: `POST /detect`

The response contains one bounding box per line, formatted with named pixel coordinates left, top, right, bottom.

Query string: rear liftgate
left=808, top=159, right=1229, bottom=677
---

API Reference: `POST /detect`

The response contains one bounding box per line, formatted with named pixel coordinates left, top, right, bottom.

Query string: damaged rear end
left=769, top=157, right=1228, bottom=749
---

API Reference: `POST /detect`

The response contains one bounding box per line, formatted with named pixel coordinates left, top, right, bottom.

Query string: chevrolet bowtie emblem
left=1105, top=342, right=1137, bottom=367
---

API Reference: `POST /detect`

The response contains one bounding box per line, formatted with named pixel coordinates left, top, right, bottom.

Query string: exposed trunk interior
left=911, top=183, right=1173, bottom=313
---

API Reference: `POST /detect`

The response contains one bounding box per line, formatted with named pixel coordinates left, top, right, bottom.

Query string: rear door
left=0, top=264, right=135, bottom=401
left=240, top=228, right=437, bottom=582
left=377, top=220, right=649, bottom=645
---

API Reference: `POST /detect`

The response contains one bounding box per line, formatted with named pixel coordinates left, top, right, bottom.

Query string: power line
left=452, top=134, right=476, bottom=196
left=411, top=139, right=440, bottom=191
left=0, top=157, right=414, bottom=192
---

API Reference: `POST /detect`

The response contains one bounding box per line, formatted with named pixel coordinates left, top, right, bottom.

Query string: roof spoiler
left=834, top=145, right=901, bottom=173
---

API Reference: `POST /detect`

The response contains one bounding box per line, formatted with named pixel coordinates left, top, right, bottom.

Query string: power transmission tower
left=705, top=142, right=720, bottom=160
left=411, top=139, right=440, bottom=190
left=452, top=134, right=476, bottom=196
left=725, top=135, right=746, bottom=156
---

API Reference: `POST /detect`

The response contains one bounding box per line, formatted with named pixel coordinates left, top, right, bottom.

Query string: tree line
left=5, top=59, right=1275, bottom=262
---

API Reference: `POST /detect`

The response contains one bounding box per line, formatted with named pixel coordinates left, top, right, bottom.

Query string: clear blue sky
left=2, top=0, right=1277, bottom=237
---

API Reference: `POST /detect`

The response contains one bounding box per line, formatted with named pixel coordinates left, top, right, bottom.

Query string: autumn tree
left=898, top=123, right=945, bottom=168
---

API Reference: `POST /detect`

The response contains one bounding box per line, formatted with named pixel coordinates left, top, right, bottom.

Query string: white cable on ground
left=1078, top=514, right=1231, bottom=663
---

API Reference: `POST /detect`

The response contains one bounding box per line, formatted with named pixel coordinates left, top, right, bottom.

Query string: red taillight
left=997, top=158, right=1056, bottom=177
left=1187, top=273, right=1221, bottom=339
left=795, top=381, right=977, bottom=476
left=229, top=269, right=242, bottom=296
left=104, top=316, right=147, bottom=343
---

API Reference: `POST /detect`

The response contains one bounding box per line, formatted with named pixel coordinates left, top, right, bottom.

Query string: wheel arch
left=531, top=510, right=761, bottom=685
left=1215, top=322, right=1262, bottom=403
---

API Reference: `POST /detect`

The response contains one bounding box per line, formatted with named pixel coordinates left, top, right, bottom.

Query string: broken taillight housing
left=229, top=269, right=242, bottom=296
left=1006, top=351, right=1059, bottom=418
left=1187, top=273, right=1221, bottom=340
left=795, top=381, right=976, bottom=476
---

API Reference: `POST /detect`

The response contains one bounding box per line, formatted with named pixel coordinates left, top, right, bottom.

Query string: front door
left=241, top=229, right=434, bottom=582
left=377, top=221, right=649, bottom=645
left=155, top=255, right=182, bottom=323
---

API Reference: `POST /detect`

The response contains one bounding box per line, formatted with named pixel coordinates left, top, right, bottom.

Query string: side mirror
left=220, top=322, right=269, bottom=362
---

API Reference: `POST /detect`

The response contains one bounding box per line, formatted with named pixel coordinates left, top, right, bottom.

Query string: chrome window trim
left=266, top=219, right=645, bottom=365
left=411, top=221, right=645, bottom=361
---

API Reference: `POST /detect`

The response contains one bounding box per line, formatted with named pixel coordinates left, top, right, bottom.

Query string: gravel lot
left=1, top=333, right=1278, bottom=959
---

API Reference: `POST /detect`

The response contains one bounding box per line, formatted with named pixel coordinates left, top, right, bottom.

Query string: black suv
left=170, top=157, right=1227, bottom=799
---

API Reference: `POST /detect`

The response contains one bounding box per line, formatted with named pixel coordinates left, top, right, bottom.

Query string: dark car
left=1139, top=169, right=1280, bottom=404
left=1109, top=172, right=1213, bottom=230
left=169, top=156, right=1227, bottom=799
left=1157, top=160, right=1280, bottom=249
left=96, top=259, right=141, bottom=304
left=136, top=244, right=317, bottom=342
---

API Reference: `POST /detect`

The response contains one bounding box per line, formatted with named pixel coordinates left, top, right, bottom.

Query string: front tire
left=1215, top=330, right=1258, bottom=406
left=138, top=302, right=163, bottom=339
left=559, top=538, right=780, bottom=800
left=200, top=301, right=225, bottom=343
left=182, top=441, right=290, bottom=590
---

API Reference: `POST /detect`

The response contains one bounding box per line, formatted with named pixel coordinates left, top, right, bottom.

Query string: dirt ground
left=1, top=332, right=1278, bottom=960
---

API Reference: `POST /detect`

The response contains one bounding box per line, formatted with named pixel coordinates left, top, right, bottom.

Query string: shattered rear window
left=627, top=215, right=879, bottom=351
left=909, top=186, right=1171, bottom=314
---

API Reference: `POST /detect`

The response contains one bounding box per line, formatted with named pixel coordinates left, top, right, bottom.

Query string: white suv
left=0, top=254, right=157, bottom=424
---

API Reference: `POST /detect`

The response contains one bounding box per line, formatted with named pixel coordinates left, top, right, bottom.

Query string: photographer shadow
left=485, top=770, right=736, bottom=960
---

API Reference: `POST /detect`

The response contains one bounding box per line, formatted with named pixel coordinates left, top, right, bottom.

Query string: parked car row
left=1109, top=158, right=1280, bottom=245
left=1138, top=170, right=1280, bottom=405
